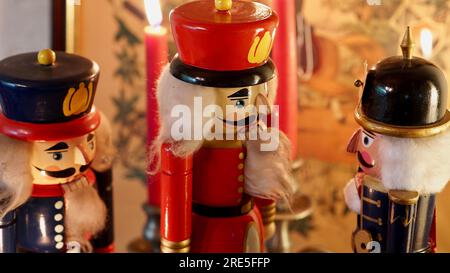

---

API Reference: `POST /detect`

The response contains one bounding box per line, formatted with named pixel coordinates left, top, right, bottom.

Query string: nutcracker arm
left=254, top=198, right=276, bottom=240
left=386, top=189, right=419, bottom=253
left=160, top=143, right=193, bottom=253
left=343, top=175, right=363, bottom=214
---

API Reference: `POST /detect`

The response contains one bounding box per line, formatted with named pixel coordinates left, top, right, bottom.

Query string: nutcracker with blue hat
left=344, top=27, right=450, bottom=253
left=0, top=49, right=115, bottom=253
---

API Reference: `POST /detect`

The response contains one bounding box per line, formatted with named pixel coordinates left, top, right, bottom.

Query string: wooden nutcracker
left=344, top=28, right=450, bottom=253
left=0, top=49, right=115, bottom=253
left=151, top=0, right=296, bottom=253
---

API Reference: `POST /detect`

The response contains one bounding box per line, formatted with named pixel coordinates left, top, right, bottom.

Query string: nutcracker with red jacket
left=0, top=49, right=115, bottom=253
left=343, top=27, right=450, bottom=253
left=151, top=0, right=296, bottom=253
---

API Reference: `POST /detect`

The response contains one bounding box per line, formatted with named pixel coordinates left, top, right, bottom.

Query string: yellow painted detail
left=247, top=31, right=273, bottom=64
left=63, top=82, right=93, bottom=117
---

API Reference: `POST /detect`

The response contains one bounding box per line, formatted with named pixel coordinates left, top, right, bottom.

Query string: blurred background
left=1, top=0, right=450, bottom=252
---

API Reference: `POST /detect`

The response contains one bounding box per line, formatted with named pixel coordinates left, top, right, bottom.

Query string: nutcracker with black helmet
left=150, top=0, right=296, bottom=253
left=344, top=27, right=450, bottom=253
left=0, top=49, right=115, bottom=253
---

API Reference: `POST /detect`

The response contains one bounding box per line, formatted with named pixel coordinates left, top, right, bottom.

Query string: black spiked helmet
left=355, top=27, right=450, bottom=138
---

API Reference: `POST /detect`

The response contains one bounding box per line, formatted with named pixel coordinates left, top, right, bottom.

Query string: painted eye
left=89, top=142, right=95, bottom=150
left=235, top=99, right=246, bottom=109
left=362, top=135, right=374, bottom=148
left=52, top=152, right=63, bottom=161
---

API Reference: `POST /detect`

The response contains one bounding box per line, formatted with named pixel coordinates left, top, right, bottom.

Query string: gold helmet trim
left=355, top=105, right=450, bottom=138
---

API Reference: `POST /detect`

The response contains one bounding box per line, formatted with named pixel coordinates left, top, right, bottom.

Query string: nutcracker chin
left=63, top=178, right=107, bottom=253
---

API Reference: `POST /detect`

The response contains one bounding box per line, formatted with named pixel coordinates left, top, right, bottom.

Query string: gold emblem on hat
left=63, top=82, right=93, bottom=117
left=248, top=31, right=273, bottom=64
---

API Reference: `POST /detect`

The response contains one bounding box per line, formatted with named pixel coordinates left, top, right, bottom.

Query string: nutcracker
left=150, top=0, right=296, bottom=253
left=344, top=27, right=450, bottom=253
left=0, top=49, right=115, bottom=253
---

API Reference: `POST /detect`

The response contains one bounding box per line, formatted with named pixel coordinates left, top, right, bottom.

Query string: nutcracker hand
left=344, top=178, right=361, bottom=213
left=66, top=241, right=81, bottom=253
left=355, top=172, right=365, bottom=186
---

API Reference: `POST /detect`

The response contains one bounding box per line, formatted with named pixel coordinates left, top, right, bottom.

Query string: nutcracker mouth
left=357, top=151, right=374, bottom=169
left=220, top=115, right=256, bottom=127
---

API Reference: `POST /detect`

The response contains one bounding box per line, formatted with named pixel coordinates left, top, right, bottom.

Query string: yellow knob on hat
left=37, top=49, right=56, bottom=66
left=215, top=0, right=232, bottom=11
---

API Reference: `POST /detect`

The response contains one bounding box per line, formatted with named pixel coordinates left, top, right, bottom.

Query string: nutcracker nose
left=74, top=146, right=87, bottom=165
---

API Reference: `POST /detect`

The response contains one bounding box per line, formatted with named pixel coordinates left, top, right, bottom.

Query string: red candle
left=271, top=0, right=298, bottom=158
left=145, top=0, right=168, bottom=206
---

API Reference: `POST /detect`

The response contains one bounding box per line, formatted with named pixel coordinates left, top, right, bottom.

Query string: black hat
left=170, top=55, right=276, bottom=88
left=355, top=27, right=449, bottom=138
left=0, top=49, right=100, bottom=141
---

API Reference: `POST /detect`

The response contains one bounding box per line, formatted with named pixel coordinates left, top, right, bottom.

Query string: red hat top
left=170, top=0, right=278, bottom=71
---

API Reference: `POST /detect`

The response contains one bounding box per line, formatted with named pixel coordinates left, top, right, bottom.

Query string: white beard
left=243, top=128, right=296, bottom=201
left=378, top=128, right=450, bottom=194
left=0, top=135, right=32, bottom=218
left=62, top=177, right=107, bottom=253
left=148, top=65, right=216, bottom=173
left=91, top=111, right=115, bottom=172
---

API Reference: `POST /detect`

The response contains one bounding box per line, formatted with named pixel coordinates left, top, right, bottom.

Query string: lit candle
left=271, top=0, right=298, bottom=158
left=145, top=0, right=168, bottom=207
left=420, top=27, right=433, bottom=59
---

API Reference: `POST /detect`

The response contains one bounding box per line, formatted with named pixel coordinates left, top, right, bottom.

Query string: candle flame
left=420, top=28, right=433, bottom=59
left=145, top=0, right=163, bottom=27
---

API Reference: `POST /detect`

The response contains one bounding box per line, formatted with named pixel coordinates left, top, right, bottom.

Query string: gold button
left=54, top=214, right=63, bottom=221
left=238, top=163, right=244, bottom=170
left=238, top=175, right=244, bottom=182
left=54, top=234, right=63, bottom=242
left=54, top=225, right=64, bottom=233
left=238, top=187, right=244, bottom=193
left=54, top=201, right=64, bottom=210
left=239, top=152, right=244, bottom=160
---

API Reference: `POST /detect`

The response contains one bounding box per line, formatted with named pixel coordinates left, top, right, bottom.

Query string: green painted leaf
left=112, top=89, right=140, bottom=123
left=114, top=48, right=141, bottom=85
left=114, top=16, right=142, bottom=46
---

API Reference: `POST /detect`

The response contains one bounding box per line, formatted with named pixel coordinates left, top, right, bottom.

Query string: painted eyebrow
left=87, top=133, right=95, bottom=142
left=45, top=142, right=69, bottom=151
left=363, top=130, right=375, bottom=138
left=227, top=88, right=249, bottom=98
